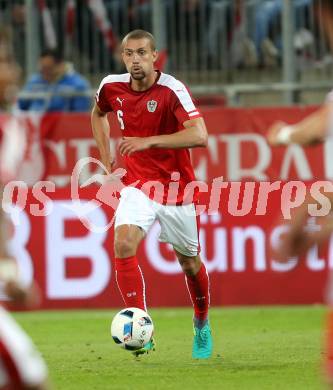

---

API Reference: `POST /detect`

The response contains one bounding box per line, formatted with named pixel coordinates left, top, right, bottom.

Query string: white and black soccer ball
left=110, top=307, right=154, bottom=351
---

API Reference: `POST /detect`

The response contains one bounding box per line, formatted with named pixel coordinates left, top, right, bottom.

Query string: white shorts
left=115, top=187, right=200, bottom=256
left=0, top=307, right=48, bottom=388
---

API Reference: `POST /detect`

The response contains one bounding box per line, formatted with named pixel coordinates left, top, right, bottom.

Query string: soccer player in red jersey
left=0, top=27, right=49, bottom=390
left=91, top=29, right=212, bottom=358
left=267, top=0, right=333, bottom=382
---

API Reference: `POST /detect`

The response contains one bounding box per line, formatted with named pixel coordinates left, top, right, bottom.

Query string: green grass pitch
left=12, top=306, right=326, bottom=390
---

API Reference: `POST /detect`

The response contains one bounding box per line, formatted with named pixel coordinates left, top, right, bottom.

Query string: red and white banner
left=37, top=0, right=57, bottom=49
left=65, top=0, right=76, bottom=37
left=3, top=106, right=332, bottom=308
left=4, top=186, right=329, bottom=309
left=87, top=0, right=117, bottom=51
left=35, top=106, right=328, bottom=188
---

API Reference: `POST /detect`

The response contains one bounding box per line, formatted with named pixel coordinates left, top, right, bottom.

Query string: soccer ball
left=110, top=307, right=154, bottom=351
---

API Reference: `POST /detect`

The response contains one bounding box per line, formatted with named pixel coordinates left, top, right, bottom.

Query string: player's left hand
left=119, top=137, right=152, bottom=156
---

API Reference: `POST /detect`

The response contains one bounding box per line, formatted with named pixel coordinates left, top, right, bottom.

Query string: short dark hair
left=122, top=29, right=156, bottom=51
left=40, top=48, right=63, bottom=63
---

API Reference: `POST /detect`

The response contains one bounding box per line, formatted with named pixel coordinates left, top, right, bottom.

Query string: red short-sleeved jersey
left=95, top=71, right=202, bottom=205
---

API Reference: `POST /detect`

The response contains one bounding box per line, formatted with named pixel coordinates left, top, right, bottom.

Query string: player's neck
left=131, top=71, right=158, bottom=92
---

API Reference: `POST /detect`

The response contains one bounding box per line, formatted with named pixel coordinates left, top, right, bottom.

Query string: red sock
left=114, top=256, right=146, bottom=311
left=185, top=262, right=210, bottom=322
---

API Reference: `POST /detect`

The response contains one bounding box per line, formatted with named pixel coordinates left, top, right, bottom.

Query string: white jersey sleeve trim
left=157, top=73, right=197, bottom=113
left=95, top=73, right=130, bottom=102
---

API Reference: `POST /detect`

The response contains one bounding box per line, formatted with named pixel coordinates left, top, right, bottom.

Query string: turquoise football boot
left=132, top=338, right=155, bottom=357
left=192, top=322, right=213, bottom=359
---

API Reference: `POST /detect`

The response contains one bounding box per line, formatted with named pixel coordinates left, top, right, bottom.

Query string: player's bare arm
left=273, top=202, right=312, bottom=261
left=273, top=190, right=333, bottom=261
left=291, top=191, right=333, bottom=251
left=267, top=102, right=332, bottom=146
left=118, top=117, right=208, bottom=156
left=91, top=102, right=114, bottom=172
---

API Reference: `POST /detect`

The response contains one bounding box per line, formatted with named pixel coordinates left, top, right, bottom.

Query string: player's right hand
left=80, top=157, right=118, bottom=188
left=81, top=168, right=126, bottom=188
left=103, top=156, right=116, bottom=173
left=266, top=121, right=287, bottom=146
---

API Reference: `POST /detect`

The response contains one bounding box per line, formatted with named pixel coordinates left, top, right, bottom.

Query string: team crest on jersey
left=147, top=100, right=158, bottom=112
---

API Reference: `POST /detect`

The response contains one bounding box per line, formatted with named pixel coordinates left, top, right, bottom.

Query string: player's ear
left=153, top=50, right=158, bottom=63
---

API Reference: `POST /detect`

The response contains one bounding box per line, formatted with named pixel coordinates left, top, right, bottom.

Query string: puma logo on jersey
left=116, top=97, right=125, bottom=106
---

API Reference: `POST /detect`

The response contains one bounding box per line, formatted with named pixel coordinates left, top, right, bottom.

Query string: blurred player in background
left=0, top=27, right=49, bottom=390
left=267, top=0, right=333, bottom=255
left=91, top=29, right=212, bottom=359
left=267, top=0, right=333, bottom=382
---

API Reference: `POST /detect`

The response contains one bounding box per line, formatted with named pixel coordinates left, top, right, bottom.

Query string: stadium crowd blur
left=0, top=0, right=327, bottom=112
left=18, top=49, right=91, bottom=112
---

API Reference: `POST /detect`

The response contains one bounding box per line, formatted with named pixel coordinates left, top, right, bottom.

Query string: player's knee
left=114, top=238, right=137, bottom=258
left=182, top=263, right=197, bottom=277
left=179, top=257, right=201, bottom=277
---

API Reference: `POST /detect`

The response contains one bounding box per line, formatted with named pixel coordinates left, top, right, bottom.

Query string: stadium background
left=2, top=0, right=332, bottom=309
